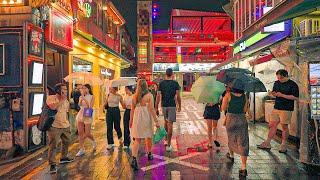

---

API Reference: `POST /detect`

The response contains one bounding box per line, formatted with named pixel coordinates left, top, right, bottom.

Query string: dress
left=131, top=103, right=153, bottom=138
left=76, top=94, right=93, bottom=124
left=225, top=93, right=249, bottom=156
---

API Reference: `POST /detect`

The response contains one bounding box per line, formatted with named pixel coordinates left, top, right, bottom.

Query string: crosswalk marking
left=195, top=120, right=207, bottom=133
left=192, top=111, right=204, bottom=120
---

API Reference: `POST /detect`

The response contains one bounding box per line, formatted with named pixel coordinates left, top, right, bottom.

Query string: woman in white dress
left=75, top=84, right=96, bottom=157
left=130, top=79, right=160, bottom=171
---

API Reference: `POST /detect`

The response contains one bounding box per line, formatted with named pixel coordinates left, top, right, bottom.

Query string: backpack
left=37, top=103, right=57, bottom=131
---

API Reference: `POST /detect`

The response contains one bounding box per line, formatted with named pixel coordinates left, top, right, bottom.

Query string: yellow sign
left=138, top=42, right=148, bottom=64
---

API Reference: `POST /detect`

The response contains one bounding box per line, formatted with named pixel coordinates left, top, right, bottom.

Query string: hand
left=129, top=120, right=133, bottom=128
left=155, top=121, right=160, bottom=128
left=274, top=92, right=284, bottom=97
left=177, top=106, right=181, bottom=112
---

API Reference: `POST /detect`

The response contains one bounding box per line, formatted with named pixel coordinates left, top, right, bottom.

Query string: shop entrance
left=183, top=73, right=195, bottom=92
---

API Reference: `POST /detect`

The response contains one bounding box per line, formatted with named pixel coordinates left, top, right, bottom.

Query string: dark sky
left=111, top=0, right=229, bottom=46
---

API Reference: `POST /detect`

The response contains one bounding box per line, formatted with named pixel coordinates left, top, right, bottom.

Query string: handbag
left=37, top=104, right=57, bottom=131
left=153, top=127, right=167, bottom=144
left=83, top=108, right=93, bottom=118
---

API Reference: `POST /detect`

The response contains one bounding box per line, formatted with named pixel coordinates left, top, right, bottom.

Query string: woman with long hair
left=75, top=84, right=96, bottom=157
left=221, top=86, right=249, bottom=177
left=123, top=86, right=133, bottom=149
left=105, top=87, right=125, bottom=150
left=130, top=79, right=160, bottom=171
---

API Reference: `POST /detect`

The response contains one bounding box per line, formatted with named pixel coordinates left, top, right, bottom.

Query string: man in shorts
left=156, top=68, right=181, bottom=151
left=257, top=69, right=299, bottom=153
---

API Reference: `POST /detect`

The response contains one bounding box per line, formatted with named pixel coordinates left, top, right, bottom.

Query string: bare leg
left=281, top=124, right=289, bottom=147
left=84, top=123, right=95, bottom=142
left=240, top=156, right=247, bottom=170
left=77, top=121, right=85, bottom=150
left=166, top=121, right=173, bottom=146
left=145, top=138, right=152, bottom=153
left=265, top=120, right=280, bottom=145
left=132, top=138, right=141, bottom=158
left=206, top=120, right=213, bottom=146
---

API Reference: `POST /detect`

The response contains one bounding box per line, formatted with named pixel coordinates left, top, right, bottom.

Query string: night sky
left=111, top=0, right=229, bottom=46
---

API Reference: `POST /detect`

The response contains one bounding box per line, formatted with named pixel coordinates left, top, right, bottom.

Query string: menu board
left=310, top=63, right=320, bottom=119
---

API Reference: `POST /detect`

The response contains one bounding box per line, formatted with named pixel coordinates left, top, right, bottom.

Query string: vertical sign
left=137, top=1, right=152, bottom=65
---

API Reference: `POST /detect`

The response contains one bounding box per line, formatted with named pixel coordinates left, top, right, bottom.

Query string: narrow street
left=2, top=97, right=317, bottom=179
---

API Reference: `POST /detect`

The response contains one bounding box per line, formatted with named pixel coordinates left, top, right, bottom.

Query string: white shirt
left=124, top=95, right=133, bottom=109
left=107, top=93, right=122, bottom=107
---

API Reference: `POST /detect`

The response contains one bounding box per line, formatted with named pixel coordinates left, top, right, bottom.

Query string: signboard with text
left=153, top=63, right=218, bottom=73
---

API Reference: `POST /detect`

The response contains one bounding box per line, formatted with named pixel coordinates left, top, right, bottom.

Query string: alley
left=2, top=97, right=317, bottom=179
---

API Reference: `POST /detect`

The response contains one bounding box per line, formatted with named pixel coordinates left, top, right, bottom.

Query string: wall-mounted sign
left=0, top=44, right=5, bottom=75
left=234, top=32, right=270, bottom=54
left=262, top=7, right=285, bottom=33
left=78, top=0, right=92, bottom=17
left=45, top=7, right=73, bottom=51
left=138, top=42, right=148, bottom=63
left=28, top=24, right=44, bottom=57
left=153, top=63, right=218, bottom=73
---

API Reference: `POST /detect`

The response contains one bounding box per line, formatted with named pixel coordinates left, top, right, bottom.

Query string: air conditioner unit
left=300, top=19, right=320, bottom=37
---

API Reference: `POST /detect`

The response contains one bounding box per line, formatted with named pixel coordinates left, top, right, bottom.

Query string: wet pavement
left=2, top=97, right=320, bottom=179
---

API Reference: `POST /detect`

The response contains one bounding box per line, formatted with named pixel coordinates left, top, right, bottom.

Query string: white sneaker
left=92, top=141, right=97, bottom=151
left=76, top=149, right=85, bottom=157
left=107, top=144, right=114, bottom=150
left=166, top=145, right=173, bottom=152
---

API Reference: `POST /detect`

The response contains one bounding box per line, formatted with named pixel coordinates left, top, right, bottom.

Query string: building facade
left=152, top=9, right=233, bottom=91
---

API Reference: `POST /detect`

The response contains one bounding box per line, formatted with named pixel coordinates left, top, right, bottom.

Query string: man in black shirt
left=258, top=69, right=299, bottom=153
left=71, top=84, right=82, bottom=112
left=156, top=68, right=181, bottom=152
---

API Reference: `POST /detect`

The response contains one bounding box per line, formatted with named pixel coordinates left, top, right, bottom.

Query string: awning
left=271, top=0, right=320, bottom=25
left=249, top=54, right=274, bottom=66
left=75, top=30, right=132, bottom=67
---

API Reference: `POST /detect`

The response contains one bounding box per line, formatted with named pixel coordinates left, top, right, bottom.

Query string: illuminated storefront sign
left=234, top=32, right=271, bottom=54
left=138, top=42, right=148, bottom=63
left=0, top=0, right=23, bottom=5
left=45, top=7, right=73, bottom=50
left=78, top=0, right=92, bottom=17
left=153, top=63, right=218, bottom=72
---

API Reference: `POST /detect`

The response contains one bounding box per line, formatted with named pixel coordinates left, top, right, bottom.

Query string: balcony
left=78, top=18, right=120, bottom=53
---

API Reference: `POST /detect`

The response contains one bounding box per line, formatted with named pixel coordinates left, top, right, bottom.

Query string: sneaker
left=107, top=144, right=114, bottom=150
left=60, top=157, right=74, bottom=164
left=166, top=145, right=173, bottom=152
left=49, top=164, right=57, bottom=174
left=76, top=149, right=85, bottom=157
left=147, top=153, right=153, bottom=160
left=92, top=141, right=97, bottom=151
left=257, top=142, right=271, bottom=150
left=279, top=144, right=287, bottom=154
left=123, top=146, right=129, bottom=150
left=214, top=140, right=221, bottom=147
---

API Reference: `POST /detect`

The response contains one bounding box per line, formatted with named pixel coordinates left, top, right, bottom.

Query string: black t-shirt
left=273, top=79, right=299, bottom=111
left=159, top=80, right=180, bottom=107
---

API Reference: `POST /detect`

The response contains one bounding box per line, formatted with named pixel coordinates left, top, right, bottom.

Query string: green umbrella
left=191, top=76, right=226, bottom=104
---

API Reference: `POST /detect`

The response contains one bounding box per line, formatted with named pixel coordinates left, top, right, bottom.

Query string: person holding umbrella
left=221, top=82, right=250, bottom=177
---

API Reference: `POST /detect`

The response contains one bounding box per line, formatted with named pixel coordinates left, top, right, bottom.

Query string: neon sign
left=78, top=0, right=92, bottom=18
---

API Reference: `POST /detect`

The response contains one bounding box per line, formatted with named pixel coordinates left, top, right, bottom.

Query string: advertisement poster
left=310, top=63, right=320, bottom=119
left=45, top=8, right=73, bottom=50
left=28, top=25, right=43, bottom=57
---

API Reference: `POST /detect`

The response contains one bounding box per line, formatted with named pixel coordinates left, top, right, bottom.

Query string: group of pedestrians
left=44, top=68, right=299, bottom=177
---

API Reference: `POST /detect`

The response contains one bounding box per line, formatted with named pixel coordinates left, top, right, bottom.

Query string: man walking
left=257, top=69, right=299, bottom=153
left=47, top=83, right=74, bottom=173
left=156, top=68, right=181, bottom=151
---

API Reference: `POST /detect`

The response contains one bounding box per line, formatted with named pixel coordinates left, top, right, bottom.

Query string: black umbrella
left=216, top=68, right=253, bottom=84
left=230, top=77, right=267, bottom=92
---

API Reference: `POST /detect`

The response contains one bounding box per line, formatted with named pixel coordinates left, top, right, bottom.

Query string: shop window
left=72, top=57, right=92, bottom=72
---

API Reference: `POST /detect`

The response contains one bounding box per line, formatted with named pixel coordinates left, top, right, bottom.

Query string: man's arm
left=155, top=91, right=161, bottom=115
